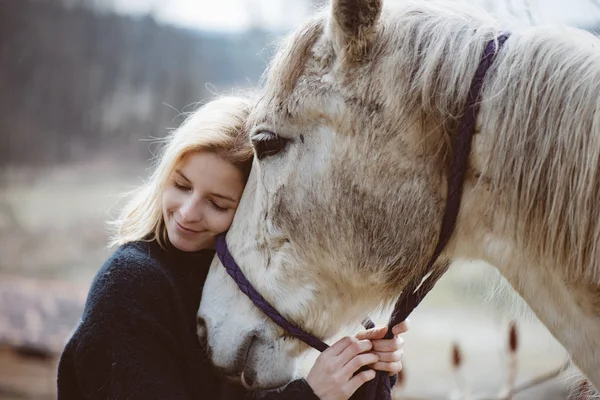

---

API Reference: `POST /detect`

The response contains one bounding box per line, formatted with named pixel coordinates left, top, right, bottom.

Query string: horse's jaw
left=197, top=248, right=389, bottom=389
left=198, top=255, right=302, bottom=390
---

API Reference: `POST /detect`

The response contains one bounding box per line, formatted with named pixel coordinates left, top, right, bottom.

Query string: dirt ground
left=0, top=163, right=588, bottom=399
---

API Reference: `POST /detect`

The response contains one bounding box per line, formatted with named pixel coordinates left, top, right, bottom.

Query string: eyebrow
left=175, top=170, right=191, bottom=184
left=175, top=170, right=237, bottom=204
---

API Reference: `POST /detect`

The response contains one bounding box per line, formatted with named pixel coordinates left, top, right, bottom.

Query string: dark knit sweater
left=56, top=240, right=318, bottom=400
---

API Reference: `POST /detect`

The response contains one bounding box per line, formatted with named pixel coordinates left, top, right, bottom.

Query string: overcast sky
left=104, top=0, right=311, bottom=31
left=106, top=0, right=600, bottom=32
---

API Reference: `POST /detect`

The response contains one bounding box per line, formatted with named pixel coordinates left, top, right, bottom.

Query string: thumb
left=355, top=325, right=388, bottom=340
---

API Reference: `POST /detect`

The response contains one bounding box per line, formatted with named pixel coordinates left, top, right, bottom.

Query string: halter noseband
left=214, top=33, right=510, bottom=399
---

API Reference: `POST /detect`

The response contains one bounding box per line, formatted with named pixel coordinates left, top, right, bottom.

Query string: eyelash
left=173, top=180, right=228, bottom=211
left=209, top=200, right=227, bottom=212
left=173, top=181, right=191, bottom=192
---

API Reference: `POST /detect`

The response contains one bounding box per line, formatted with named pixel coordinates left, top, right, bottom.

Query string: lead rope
left=361, top=32, right=510, bottom=400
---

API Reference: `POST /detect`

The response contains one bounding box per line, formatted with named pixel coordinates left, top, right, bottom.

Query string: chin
left=170, top=233, right=212, bottom=252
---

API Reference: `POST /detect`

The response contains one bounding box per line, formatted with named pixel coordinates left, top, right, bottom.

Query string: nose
left=180, top=197, right=203, bottom=223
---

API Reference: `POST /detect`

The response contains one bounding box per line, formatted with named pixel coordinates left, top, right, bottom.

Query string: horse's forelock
left=260, top=17, right=325, bottom=110
left=259, top=1, right=501, bottom=125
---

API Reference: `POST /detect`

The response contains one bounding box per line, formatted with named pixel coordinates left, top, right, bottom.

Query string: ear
left=329, top=0, right=382, bottom=63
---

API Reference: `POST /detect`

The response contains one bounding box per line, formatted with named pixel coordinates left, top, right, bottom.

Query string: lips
left=175, top=220, right=202, bottom=234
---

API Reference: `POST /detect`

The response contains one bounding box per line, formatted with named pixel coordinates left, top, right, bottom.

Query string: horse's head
left=199, top=0, right=499, bottom=390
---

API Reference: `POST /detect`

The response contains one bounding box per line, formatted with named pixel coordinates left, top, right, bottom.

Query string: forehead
left=249, top=20, right=333, bottom=124
left=177, top=152, right=244, bottom=192
left=249, top=19, right=388, bottom=135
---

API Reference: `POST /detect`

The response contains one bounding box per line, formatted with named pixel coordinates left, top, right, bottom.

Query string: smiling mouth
left=176, top=221, right=202, bottom=234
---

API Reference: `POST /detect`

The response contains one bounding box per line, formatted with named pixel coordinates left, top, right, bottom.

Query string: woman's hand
left=306, top=336, right=378, bottom=400
left=305, top=320, right=409, bottom=400
left=355, top=320, right=409, bottom=376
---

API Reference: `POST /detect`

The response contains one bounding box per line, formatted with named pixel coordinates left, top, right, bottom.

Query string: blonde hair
left=109, top=96, right=254, bottom=248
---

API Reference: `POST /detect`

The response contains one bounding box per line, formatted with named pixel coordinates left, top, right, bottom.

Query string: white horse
left=198, top=0, right=600, bottom=391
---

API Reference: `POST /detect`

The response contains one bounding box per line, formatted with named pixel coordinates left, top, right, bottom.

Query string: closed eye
left=174, top=181, right=191, bottom=192
left=209, top=200, right=228, bottom=212
left=251, top=131, right=289, bottom=160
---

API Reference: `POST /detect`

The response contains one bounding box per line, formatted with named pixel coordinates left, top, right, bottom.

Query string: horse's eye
left=252, top=131, right=289, bottom=160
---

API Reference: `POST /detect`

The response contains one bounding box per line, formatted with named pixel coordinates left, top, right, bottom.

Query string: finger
left=371, top=336, right=404, bottom=352
left=343, top=369, right=376, bottom=397
left=371, top=360, right=403, bottom=374
left=342, top=353, right=379, bottom=376
left=355, top=326, right=387, bottom=341
left=392, top=320, right=410, bottom=335
left=371, top=349, right=403, bottom=363
left=327, top=336, right=358, bottom=356
left=338, top=339, right=373, bottom=365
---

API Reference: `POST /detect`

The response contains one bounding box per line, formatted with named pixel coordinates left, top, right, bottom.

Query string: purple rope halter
left=215, top=33, right=510, bottom=399
left=214, top=236, right=331, bottom=352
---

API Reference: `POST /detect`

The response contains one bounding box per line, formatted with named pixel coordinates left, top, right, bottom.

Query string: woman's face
left=162, top=151, right=245, bottom=252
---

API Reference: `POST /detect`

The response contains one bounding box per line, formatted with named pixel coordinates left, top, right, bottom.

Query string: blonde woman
left=56, top=96, right=408, bottom=400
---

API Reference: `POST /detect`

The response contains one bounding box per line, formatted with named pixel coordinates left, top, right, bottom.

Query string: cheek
left=205, top=209, right=236, bottom=233
left=162, top=188, right=180, bottom=215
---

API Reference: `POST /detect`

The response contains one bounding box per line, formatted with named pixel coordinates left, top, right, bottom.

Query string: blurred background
left=1, top=0, right=599, bottom=398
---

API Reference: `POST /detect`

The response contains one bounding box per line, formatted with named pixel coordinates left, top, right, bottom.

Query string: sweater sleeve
left=256, top=372, right=398, bottom=400
left=256, top=378, right=320, bottom=400
left=57, top=251, right=218, bottom=400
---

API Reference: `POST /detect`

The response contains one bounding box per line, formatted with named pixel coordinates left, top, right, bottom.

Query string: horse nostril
left=241, top=369, right=256, bottom=388
left=238, top=333, right=258, bottom=389
left=196, top=316, right=207, bottom=338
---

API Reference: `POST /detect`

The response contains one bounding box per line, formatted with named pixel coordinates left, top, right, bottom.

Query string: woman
left=57, top=96, right=408, bottom=400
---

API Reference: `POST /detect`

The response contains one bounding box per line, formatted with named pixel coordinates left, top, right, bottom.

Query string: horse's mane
left=261, top=0, right=600, bottom=283
left=385, top=1, right=600, bottom=284
left=480, top=24, right=600, bottom=284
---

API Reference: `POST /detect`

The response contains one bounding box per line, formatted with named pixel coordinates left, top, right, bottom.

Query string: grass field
left=0, top=161, right=146, bottom=283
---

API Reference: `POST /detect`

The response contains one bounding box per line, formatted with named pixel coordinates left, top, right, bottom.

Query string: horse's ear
left=329, top=0, right=382, bottom=63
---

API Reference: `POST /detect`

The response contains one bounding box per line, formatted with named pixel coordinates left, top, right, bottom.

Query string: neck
left=443, top=28, right=600, bottom=381
left=450, top=27, right=600, bottom=283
